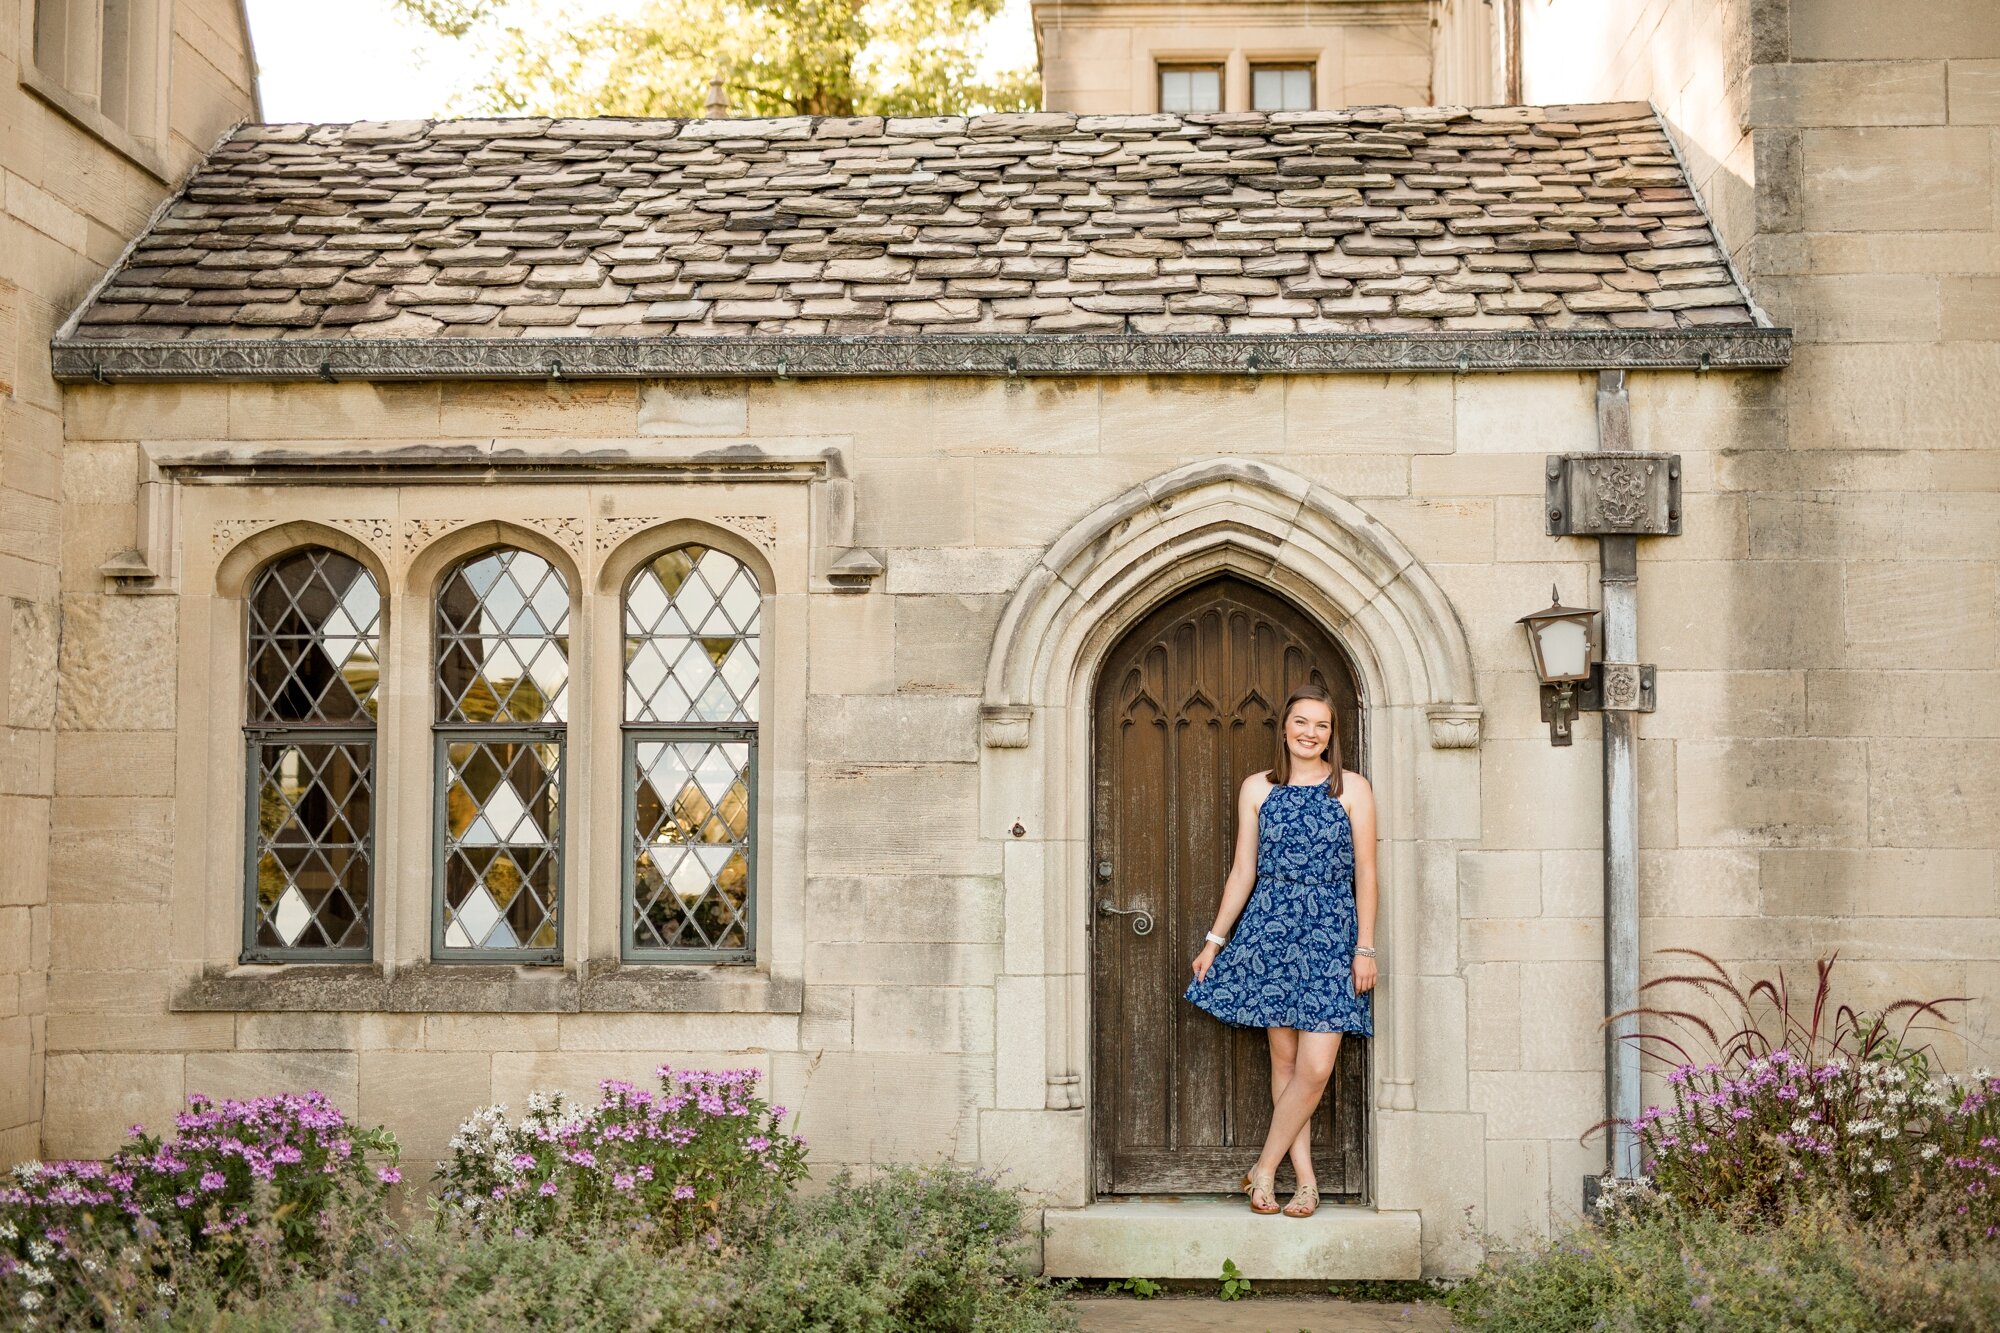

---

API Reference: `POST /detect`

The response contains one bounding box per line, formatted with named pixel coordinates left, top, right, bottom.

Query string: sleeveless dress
left=1183, top=775, right=1373, bottom=1036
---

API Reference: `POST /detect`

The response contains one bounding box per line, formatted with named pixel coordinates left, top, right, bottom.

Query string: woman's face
left=1284, top=699, right=1334, bottom=765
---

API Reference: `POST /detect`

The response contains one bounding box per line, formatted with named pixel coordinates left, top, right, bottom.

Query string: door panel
left=1091, top=576, right=1368, bottom=1197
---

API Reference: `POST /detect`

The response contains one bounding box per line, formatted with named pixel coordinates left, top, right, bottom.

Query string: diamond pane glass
left=631, top=739, right=750, bottom=951
left=437, top=548, right=570, bottom=724
left=251, top=740, right=373, bottom=952
left=248, top=548, right=382, bottom=724
left=442, top=738, right=561, bottom=952
left=625, top=545, right=761, bottom=723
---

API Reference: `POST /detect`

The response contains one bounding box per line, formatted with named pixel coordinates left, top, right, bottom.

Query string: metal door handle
left=1096, top=899, right=1154, bottom=935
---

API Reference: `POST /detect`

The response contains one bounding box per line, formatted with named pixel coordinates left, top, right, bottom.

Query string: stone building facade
left=7, top=0, right=1999, bottom=1282
left=1, top=0, right=257, bottom=1170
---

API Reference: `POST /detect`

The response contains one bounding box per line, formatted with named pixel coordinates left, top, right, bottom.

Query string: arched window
left=622, top=544, right=760, bottom=959
left=434, top=547, right=570, bottom=962
left=244, top=547, right=381, bottom=960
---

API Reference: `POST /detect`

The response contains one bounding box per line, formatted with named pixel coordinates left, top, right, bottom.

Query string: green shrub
left=736, top=1163, right=1076, bottom=1333
left=1449, top=1207, right=2000, bottom=1333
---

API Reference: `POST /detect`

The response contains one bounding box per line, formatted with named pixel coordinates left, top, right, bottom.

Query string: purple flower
left=538, top=1180, right=560, bottom=1197
left=199, top=1170, right=227, bottom=1192
left=674, top=1185, right=696, bottom=1201
left=377, top=1167, right=402, bottom=1185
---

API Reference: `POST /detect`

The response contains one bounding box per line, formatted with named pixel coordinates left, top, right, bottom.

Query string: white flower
left=1880, top=1126, right=1900, bottom=1140
left=80, top=1258, right=101, bottom=1274
left=156, top=1282, right=176, bottom=1299
left=21, top=1265, right=51, bottom=1286
left=1871, top=1159, right=1891, bottom=1173
left=0, top=1220, right=15, bottom=1241
left=19, top=1291, right=42, bottom=1311
left=26, top=1241, right=52, bottom=1263
left=1921, top=1144, right=1941, bottom=1160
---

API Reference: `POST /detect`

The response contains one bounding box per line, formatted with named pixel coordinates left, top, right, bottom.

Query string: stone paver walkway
left=1066, top=1296, right=1450, bottom=1332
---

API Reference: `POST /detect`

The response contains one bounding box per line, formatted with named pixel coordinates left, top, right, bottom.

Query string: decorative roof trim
left=54, top=329, right=1789, bottom=382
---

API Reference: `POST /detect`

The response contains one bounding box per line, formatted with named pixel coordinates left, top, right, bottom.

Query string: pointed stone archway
left=978, top=457, right=1481, bottom=1206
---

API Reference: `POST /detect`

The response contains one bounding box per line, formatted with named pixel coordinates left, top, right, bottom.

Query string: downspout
left=1596, top=370, right=1641, bottom=1179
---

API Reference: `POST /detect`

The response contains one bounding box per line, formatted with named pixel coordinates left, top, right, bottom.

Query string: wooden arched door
left=1091, top=576, right=1368, bottom=1198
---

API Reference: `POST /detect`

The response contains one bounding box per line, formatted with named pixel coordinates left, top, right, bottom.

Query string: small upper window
left=32, top=0, right=164, bottom=139
left=1251, top=65, right=1314, bottom=113
left=1158, top=64, right=1223, bottom=115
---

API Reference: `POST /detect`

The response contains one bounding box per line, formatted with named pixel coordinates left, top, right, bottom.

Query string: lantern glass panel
left=1535, top=615, right=1591, bottom=681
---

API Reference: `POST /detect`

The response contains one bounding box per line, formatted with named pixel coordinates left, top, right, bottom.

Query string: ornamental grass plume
left=1599, top=950, right=2000, bottom=1244
left=436, top=1064, right=808, bottom=1252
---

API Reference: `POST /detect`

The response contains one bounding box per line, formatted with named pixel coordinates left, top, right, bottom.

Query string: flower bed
left=0, top=1091, right=398, bottom=1324
left=437, top=1066, right=808, bottom=1250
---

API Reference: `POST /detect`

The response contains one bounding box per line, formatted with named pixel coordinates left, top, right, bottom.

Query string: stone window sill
left=170, top=959, right=803, bottom=1015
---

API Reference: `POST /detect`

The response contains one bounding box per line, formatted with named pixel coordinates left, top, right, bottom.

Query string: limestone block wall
left=0, top=0, right=255, bottom=1167
left=1511, top=0, right=2000, bottom=1238
left=1033, top=0, right=1432, bottom=114
left=48, top=365, right=1826, bottom=1272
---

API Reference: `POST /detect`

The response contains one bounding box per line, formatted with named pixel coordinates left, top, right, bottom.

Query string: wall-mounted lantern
left=1517, top=587, right=1600, bottom=745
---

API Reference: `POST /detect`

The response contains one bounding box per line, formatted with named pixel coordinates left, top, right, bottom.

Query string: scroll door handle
left=1096, top=899, right=1155, bottom=936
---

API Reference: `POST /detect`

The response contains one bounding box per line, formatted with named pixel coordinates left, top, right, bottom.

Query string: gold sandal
left=1282, top=1180, right=1320, bottom=1218
left=1240, top=1166, right=1280, bottom=1215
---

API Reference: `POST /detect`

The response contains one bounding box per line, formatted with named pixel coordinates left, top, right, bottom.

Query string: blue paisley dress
left=1183, top=775, right=1373, bottom=1036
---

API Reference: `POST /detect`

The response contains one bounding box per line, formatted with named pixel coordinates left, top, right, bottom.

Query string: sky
left=244, top=0, right=1039, bottom=124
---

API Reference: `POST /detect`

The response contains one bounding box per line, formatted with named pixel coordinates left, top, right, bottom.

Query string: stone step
left=1042, top=1197, right=1424, bottom=1280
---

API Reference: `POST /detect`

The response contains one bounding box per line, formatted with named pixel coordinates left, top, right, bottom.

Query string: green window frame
left=432, top=545, right=571, bottom=964
left=240, top=546, right=381, bottom=963
left=621, top=544, right=762, bottom=962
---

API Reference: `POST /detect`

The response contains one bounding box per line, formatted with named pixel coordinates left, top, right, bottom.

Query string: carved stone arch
left=403, top=518, right=582, bottom=606
left=983, top=457, right=1479, bottom=749
left=977, top=457, right=1483, bottom=1207
left=214, top=519, right=391, bottom=604
left=595, top=518, right=777, bottom=599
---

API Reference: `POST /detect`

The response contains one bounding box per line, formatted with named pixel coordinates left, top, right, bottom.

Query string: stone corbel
left=809, top=465, right=884, bottom=593
left=103, top=448, right=178, bottom=594
left=1425, top=703, right=1481, bottom=749
left=980, top=704, right=1032, bottom=749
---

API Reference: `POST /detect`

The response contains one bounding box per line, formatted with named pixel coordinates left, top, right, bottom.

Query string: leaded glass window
left=434, top=547, right=569, bottom=962
left=623, top=544, right=760, bottom=960
left=243, top=547, right=380, bottom=961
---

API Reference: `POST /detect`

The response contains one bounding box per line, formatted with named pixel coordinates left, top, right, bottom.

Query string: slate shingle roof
left=66, top=103, right=1761, bottom=347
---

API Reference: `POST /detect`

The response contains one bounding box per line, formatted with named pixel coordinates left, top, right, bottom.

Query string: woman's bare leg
left=1255, top=1032, right=1341, bottom=1181
left=1265, top=1028, right=1315, bottom=1186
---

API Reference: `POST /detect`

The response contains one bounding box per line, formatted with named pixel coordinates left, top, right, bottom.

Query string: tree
left=393, top=0, right=1039, bottom=118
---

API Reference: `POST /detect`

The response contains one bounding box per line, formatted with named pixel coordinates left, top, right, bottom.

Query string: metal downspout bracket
left=1548, top=371, right=1680, bottom=1188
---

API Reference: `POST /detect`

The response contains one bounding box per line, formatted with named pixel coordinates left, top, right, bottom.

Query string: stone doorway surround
left=977, top=458, right=1480, bottom=1267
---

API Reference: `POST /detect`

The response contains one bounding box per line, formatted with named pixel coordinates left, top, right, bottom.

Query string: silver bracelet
left=1205, top=931, right=1227, bottom=948
left=1354, top=945, right=1376, bottom=958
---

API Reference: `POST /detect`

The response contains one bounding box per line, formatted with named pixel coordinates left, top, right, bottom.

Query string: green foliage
left=1102, top=1275, right=1160, bottom=1298
left=735, top=1164, right=1074, bottom=1332
left=1217, top=1256, right=1251, bottom=1301
left=1448, top=1205, right=2000, bottom=1333
left=392, top=0, right=1038, bottom=118
left=436, top=1068, right=806, bottom=1252
left=36, top=1158, right=1070, bottom=1331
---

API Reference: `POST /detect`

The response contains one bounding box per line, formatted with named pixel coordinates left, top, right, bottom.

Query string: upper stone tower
left=1032, top=0, right=1439, bottom=114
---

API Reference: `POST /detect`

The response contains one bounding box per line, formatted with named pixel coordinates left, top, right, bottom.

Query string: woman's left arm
left=1346, top=774, right=1378, bottom=996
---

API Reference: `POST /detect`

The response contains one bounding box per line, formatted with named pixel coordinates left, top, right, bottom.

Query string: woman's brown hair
left=1266, top=680, right=1343, bottom=796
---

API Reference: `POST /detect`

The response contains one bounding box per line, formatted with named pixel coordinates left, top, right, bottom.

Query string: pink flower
left=377, top=1167, right=402, bottom=1185
left=538, top=1180, right=559, bottom=1197
left=673, top=1185, right=696, bottom=1201
left=199, top=1171, right=227, bottom=1192
left=612, top=1172, right=635, bottom=1192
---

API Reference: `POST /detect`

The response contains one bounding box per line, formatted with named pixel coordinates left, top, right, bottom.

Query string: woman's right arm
left=1191, top=775, right=1263, bottom=982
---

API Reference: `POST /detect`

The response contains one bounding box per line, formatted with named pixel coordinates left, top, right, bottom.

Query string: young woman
left=1183, top=681, right=1378, bottom=1218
